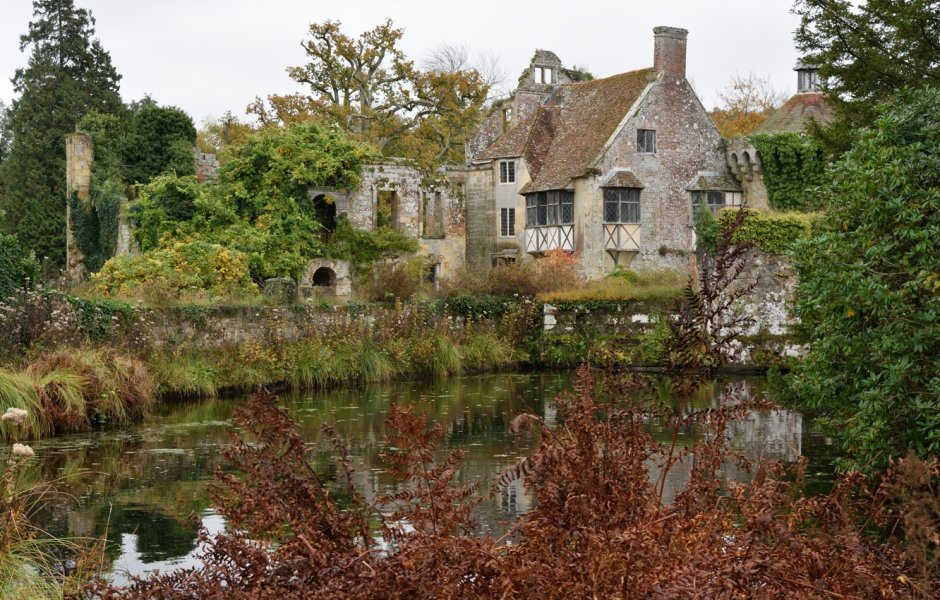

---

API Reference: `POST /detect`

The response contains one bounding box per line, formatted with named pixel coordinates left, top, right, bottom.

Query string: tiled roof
left=602, top=170, right=645, bottom=188
left=686, top=174, right=742, bottom=192
left=476, top=113, right=536, bottom=160
left=517, top=68, right=658, bottom=194
left=755, top=92, right=834, bottom=134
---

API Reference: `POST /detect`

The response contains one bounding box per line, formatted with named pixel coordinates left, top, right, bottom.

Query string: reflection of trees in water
left=24, top=372, right=819, bottom=578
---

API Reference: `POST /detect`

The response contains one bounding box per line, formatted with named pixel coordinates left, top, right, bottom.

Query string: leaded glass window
left=603, top=188, right=641, bottom=224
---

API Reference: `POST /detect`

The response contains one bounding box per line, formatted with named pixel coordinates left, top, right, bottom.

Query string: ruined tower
left=65, top=131, right=93, bottom=282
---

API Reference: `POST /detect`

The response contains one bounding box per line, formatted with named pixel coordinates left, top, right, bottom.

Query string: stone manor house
left=66, top=25, right=827, bottom=294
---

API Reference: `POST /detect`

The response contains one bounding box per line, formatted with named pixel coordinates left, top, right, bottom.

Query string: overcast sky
left=0, top=0, right=804, bottom=125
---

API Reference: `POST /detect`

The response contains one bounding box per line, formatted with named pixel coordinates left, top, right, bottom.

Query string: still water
left=24, top=372, right=837, bottom=583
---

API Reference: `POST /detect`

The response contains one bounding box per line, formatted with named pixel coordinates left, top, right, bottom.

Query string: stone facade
left=467, top=26, right=739, bottom=279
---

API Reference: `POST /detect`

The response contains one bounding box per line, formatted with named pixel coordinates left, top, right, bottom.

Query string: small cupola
left=795, top=61, right=821, bottom=93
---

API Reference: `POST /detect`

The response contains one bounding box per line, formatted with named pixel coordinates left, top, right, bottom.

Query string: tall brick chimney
left=653, top=26, right=688, bottom=81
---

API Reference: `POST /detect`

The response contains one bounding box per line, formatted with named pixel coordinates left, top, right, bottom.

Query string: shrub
left=0, top=233, right=39, bottom=300
left=90, top=240, right=257, bottom=300
left=784, top=88, right=940, bottom=470
left=717, top=208, right=816, bottom=255
left=359, top=259, right=426, bottom=303
left=486, top=251, right=581, bottom=297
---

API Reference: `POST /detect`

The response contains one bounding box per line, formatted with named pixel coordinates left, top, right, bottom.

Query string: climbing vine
left=69, top=178, right=123, bottom=273
left=750, top=133, right=826, bottom=211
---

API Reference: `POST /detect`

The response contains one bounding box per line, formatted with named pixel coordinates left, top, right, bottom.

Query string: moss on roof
left=755, top=92, right=834, bottom=134
left=518, top=68, right=658, bottom=194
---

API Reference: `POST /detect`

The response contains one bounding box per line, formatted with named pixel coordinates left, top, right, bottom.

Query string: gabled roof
left=755, top=92, right=834, bottom=134
left=499, top=68, right=658, bottom=194
left=686, top=173, right=742, bottom=192
left=475, top=67, right=658, bottom=193
left=602, top=170, right=645, bottom=188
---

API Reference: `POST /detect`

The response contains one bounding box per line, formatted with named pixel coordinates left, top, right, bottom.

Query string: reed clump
left=0, top=348, right=154, bottom=440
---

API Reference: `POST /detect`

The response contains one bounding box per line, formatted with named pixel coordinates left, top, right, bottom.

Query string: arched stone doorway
left=312, top=267, right=336, bottom=288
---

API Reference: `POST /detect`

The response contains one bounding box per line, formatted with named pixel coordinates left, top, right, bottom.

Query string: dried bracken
left=81, top=369, right=938, bottom=599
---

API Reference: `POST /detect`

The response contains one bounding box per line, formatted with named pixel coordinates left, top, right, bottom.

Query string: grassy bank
left=0, top=349, right=154, bottom=441
left=150, top=329, right=520, bottom=398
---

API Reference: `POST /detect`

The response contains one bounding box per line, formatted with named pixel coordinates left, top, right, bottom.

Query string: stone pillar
left=653, top=26, right=688, bottom=81
left=66, top=132, right=93, bottom=282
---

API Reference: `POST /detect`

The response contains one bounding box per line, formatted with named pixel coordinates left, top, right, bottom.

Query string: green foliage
left=107, top=121, right=378, bottom=293
left=325, top=216, right=418, bottom=265
left=750, top=133, right=826, bottom=211
left=63, top=295, right=135, bottom=341
left=0, top=233, right=40, bottom=300
left=121, top=103, right=196, bottom=184
left=694, top=205, right=718, bottom=253
left=69, top=177, right=123, bottom=272
left=784, top=87, right=940, bottom=470
left=0, top=0, right=123, bottom=266
left=91, top=241, right=257, bottom=300
left=716, top=209, right=816, bottom=255
left=443, top=294, right=518, bottom=320
left=794, top=0, right=940, bottom=154
left=130, top=173, right=202, bottom=251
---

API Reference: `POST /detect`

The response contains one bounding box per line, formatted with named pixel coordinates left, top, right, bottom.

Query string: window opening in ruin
left=310, top=194, right=337, bottom=243
left=526, top=191, right=574, bottom=227
left=535, top=67, right=553, bottom=84
left=604, top=188, right=641, bottom=224
left=312, top=267, right=336, bottom=287
left=426, top=263, right=439, bottom=286
left=499, top=160, right=516, bottom=184
left=637, top=129, right=656, bottom=153
left=376, top=190, right=400, bottom=229
left=503, top=107, right=513, bottom=131
left=421, top=191, right=445, bottom=239
left=500, top=207, right=515, bottom=237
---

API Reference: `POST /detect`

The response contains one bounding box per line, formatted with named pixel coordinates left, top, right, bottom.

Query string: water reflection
left=20, top=372, right=828, bottom=580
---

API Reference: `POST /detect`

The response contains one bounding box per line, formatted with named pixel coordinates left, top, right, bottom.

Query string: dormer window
left=535, top=66, right=553, bottom=84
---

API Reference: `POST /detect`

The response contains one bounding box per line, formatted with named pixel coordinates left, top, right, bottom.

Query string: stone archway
left=312, top=267, right=336, bottom=288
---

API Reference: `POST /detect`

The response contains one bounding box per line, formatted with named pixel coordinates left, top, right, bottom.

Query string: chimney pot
left=653, top=26, right=688, bottom=81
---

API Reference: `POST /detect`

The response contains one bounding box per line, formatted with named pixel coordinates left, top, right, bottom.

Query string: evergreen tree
left=794, top=0, right=940, bottom=154
left=0, top=0, right=122, bottom=267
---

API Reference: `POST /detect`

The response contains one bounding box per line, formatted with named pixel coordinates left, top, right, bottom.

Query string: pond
left=24, top=371, right=838, bottom=584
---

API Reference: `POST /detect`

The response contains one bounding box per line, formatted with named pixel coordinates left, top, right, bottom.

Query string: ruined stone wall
left=194, top=149, right=219, bottom=183
left=726, top=139, right=769, bottom=210
left=463, top=165, right=496, bottom=273
left=543, top=249, right=802, bottom=367
left=346, top=161, right=423, bottom=235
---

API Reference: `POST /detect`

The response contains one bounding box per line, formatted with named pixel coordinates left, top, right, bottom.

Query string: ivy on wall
left=717, top=209, right=817, bottom=255
left=69, top=178, right=123, bottom=272
left=750, top=133, right=826, bottom=211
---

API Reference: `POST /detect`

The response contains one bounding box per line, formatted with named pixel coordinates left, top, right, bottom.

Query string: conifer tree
left=0, top=0, right=122, bottom=267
